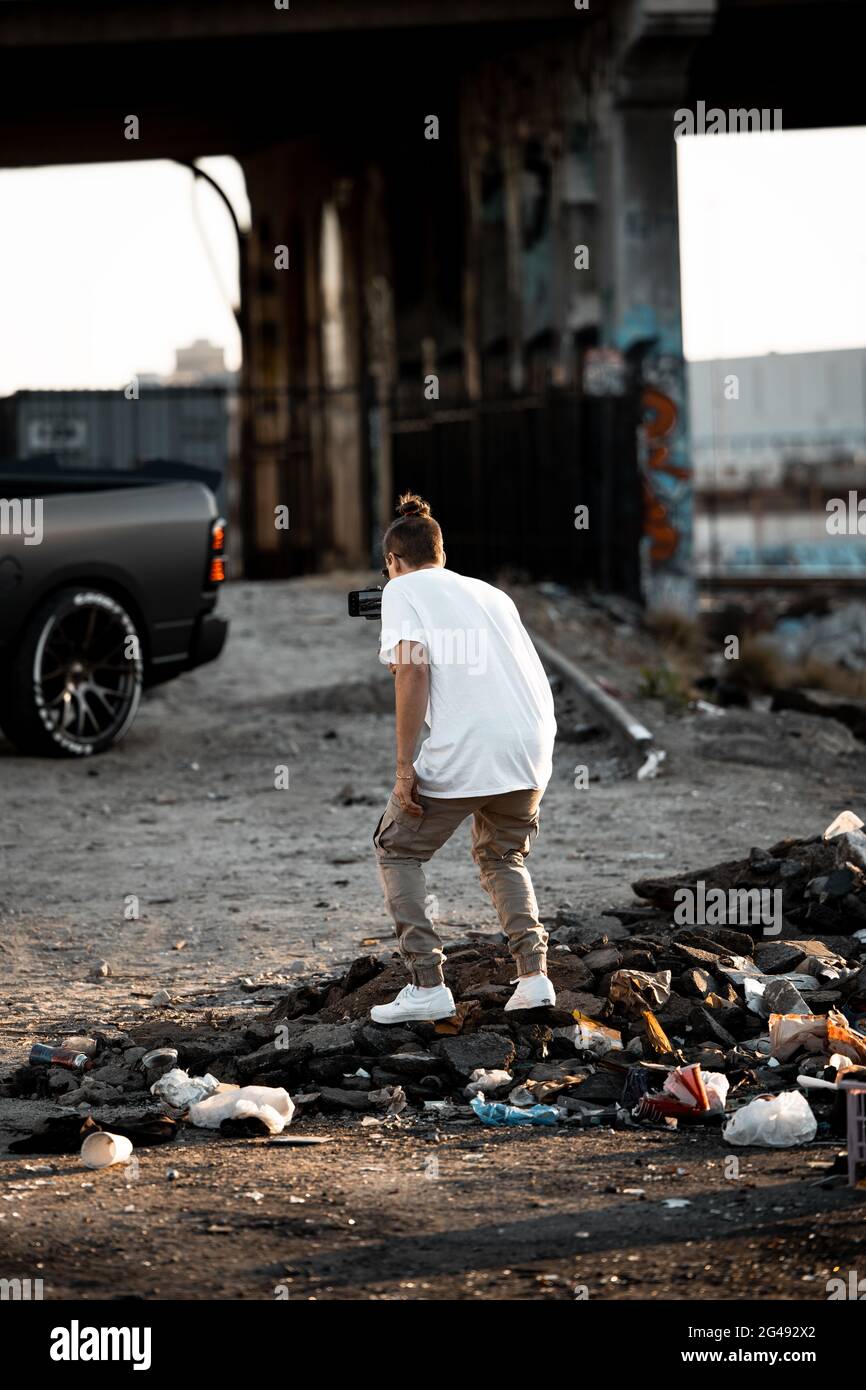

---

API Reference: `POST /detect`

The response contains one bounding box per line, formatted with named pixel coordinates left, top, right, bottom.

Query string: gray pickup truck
left=0, top=462, right=228, bottom=756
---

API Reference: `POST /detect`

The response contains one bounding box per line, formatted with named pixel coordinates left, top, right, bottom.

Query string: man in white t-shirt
left=370, top=493, right=558, bottom=1024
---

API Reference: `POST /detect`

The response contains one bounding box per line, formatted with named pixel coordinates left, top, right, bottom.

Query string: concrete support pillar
left=238, top=141, right=368, bottom=575
left=501, top=137, right=525, bottom=395
left=320, top=186, right=366, bottom=566
left=361, top=163, right=397, bottom=545
left=606, top=101, right=693, bottom=610
left=461, top=150, right=483, bottom=404
left=598, top=0, right=717, bottom=610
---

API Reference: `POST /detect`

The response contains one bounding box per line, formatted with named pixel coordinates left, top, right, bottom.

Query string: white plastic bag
left=189, top=1085, right=294, bottom=1133
left=723, top=1091, right=816, bottom=1148
left=465, top=1068, right=512, bottom=1097
left=150, top=1067, right=220, bottom=1107
left=702, top=1072, right=730, bottom=1115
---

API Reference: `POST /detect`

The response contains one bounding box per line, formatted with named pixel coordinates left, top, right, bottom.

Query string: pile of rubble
left=5, top=816, right=866, bottom=1159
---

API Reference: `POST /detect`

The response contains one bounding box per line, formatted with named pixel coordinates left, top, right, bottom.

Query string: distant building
left=689, top=348, right=866, bottom=579
left=0, top=343, right=236, bottom=498
left=689, top=348, right=866, bottom=488
left=171, top=339, right=234, bottom=386
left=137, top=339, right=236, bottom=389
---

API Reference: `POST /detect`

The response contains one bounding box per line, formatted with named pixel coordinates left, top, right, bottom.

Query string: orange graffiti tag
left=641, top=386, right=688, bottom=565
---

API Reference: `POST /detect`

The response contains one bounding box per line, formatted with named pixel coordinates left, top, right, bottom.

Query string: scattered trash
left=609, top=968, right=672, bottom=1016
left=8, top=812, right=866, bottom=1191
left=268, top=1136, right=332, bottom=1147
left=690, top=700, right=725, bottom=718
left=723, top=1091, right=818, bottom=1148
left=189, top=1085, right=295, bottom=1134
left=464, top=1068, right=513, bottom=1097
left=150, top=1068, right=221, bottom=1108
left=141, top=1048, right=179, bottom=1085
left=637, top=748, right=666, bottom=781
left=703, top=1073, right=730, bottom=1114
left=770, top=1011, right=866, bottom=1064
left=61, top=1036, right=98, bottom=1059
left=470, top=1096, right=559, bottom=1126
left=219, top=1112, right=280, bottom=1137
left=823, top=809, right=864, bottom=841
left=367, top=1085, right=407, bottom=1115
left=9, top=1113, right=178, bottom=1156
left=641, top=1009, right=677, bottom=1057
left=633, top=1062, right=718, bottom=1123
left=29, top=1044, right=92, bottom=1073
left=554, top=1013, right=623, bottom=1057
left=622, top=1062, right=668, bottom=1109
left=565, top=1103, right=629, bottom=1128
left=81, top=1130, right=134, bottom=1170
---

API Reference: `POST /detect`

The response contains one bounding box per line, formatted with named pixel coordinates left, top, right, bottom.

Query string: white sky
left=0, top=128, right=863, bottom=394
left=0, top=156, right=249, bottom=395
left=677, top=125, right=866, bottom=361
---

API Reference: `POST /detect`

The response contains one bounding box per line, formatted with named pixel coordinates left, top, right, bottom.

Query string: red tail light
left=208, top=517, right=227, bottom=586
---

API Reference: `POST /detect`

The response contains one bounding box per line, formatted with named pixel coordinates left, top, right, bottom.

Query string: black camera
left=347, top=586, right=382, bottom=621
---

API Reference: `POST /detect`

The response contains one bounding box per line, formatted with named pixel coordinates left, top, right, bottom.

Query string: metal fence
left=0, top=381, right=643, bottom=596
left=390, top=387, right=642, bottom=597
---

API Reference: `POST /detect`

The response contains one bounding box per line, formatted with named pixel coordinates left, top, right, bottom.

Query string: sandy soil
left=1, top=573, right=864, bottom=1300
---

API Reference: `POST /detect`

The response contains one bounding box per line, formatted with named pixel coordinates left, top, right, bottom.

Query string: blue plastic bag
left=470, top=1095, right=559, bottom=1127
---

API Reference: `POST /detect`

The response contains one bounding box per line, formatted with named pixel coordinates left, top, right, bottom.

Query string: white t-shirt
left=379, top=568, right=557, bottom=798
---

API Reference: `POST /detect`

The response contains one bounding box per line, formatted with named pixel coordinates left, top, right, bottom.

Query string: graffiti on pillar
left=640, top=383, right=689, bottom=566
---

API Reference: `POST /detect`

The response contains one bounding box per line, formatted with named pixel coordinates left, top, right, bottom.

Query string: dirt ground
left=1, top=573, right=865, bottom=1301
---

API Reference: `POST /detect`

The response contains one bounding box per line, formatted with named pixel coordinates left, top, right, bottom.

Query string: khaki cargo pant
left=373, top=787, right=548, bottom=988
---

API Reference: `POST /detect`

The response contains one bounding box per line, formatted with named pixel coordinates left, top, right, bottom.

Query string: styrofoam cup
left=81, top=1131, right=133, bottom=1169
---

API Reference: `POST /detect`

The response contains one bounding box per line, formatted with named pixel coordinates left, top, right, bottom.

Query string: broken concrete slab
left=762, top=978, right=809, bottom=1015
left=433, top=1034, right=517, bottom=1079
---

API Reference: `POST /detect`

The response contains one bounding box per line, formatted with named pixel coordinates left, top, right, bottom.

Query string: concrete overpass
left=1, top=0, right=863, bottom=602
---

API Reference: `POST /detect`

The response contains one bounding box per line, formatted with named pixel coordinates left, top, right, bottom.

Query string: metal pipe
left=530, top=628, right=654, bottom=750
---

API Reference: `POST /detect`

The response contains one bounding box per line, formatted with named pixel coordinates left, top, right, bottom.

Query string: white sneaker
left=504, top=975, right=556, bottom=1012
left=370, top=984, right=456, bottom=1025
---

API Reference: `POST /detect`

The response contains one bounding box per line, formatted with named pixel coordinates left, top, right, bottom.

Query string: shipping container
left=0, top=386, right=232, bottom=509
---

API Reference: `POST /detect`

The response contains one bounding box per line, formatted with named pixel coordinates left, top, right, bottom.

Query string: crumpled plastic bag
left=723, top=1091, right=816, bottom=1148
left=464, top=1068, right=513, bottom=1097
left=367, top=1085, right=407, bottom=1115
left=150, top=1067, right=221, bottom=1108
left=702, top=1072, right=730, bottom=1115
left=554, top=1013, right=623, bottom=1057
left=609, top=969, right=671, bottom=1016
left=470, top=1095, right=559, bottom=1126
left=189, top=1085, right=295, bottom=1134
left=770, top=1009, right=866, bottom=1063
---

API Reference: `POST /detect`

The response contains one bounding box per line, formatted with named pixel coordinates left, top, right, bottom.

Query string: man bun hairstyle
left=395, top=492, right=431, bottom=519
left=383, top=492, right=444, bottom=567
